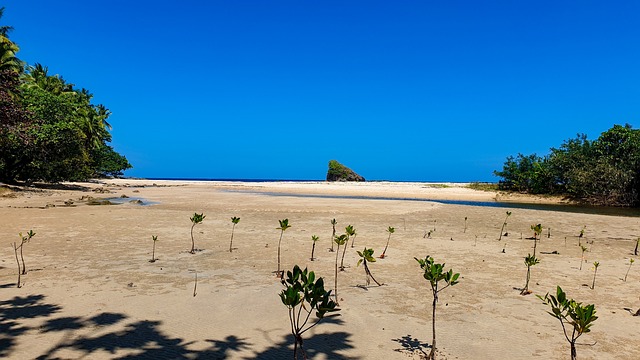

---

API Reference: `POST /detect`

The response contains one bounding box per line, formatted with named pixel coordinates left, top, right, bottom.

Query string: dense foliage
left=494, top=124, right=640, bottom=206
left=0, top=8, right=130, bottom=183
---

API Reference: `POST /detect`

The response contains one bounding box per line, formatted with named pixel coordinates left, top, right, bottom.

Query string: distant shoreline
left=136, top=177, right=488, bottom=185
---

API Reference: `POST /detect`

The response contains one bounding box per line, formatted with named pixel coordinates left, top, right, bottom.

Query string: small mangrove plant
left=13, top=230, right=35, bottom=288
left=591, top=261, right=600, bottom=289
left=276, top=219, right=291, bottom=278
left=521, top=254, right=540, bottom=295
left=310, top=235, right=319, bottom=261
left=624, top=258, right=634, bottom=282
left=380, top=226, right=395, bottom=259
left=17, top=230, right=35, bottom=275
left=578, top=225, right=586, bottom=246
left=538, top=286, right=597, bottom=360
left=279, top=265, right=340, bottom=360
left=498, top=211, right=512, bottom=241
left=531, top=223, right=542, bottom=256
left=579, top=245, right=588, bottom=270
left=357, top=248, right=382, bottom=286
left=333, top=234, right=348, bottom=305
left=340, top=225, right=355, bottom=270
left=349, top=224, right=358, bottom=248
left=330, top=218, right=337, bottom=252
left=415, top=255, right=460, bottom=360
left=150, top=235, right=158, bottom=262
left=634, top=238, right=639, bottom=256
left=229, top=216, right=240, bottom=252
left=189, top=212, right=205, bottom=254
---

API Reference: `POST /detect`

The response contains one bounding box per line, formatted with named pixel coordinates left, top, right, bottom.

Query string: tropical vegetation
left=494, top=124, right=640, bottom=206
left=0, top=7, right=130, bottom=184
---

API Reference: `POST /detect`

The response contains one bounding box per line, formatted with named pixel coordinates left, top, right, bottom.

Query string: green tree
left=0, top=7, right=22, bottom=73
left=415, top=256, right=460, bottom=360
left=495, top=124, right=640, bottom=206
left=538, top=286, right=597, bottom=360
left=279, top=265, right=340, bottom=359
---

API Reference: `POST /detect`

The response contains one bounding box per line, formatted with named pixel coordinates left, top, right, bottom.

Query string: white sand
left=1, top=180, right=638, bottom=359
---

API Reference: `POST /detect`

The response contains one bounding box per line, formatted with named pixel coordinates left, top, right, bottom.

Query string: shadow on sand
left=1, top=294, right=358, bottom=359
left=392, top=334, right=431, bottom=358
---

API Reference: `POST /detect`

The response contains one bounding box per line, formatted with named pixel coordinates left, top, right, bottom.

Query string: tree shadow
left=195, top=335, right=252, bottom=359
left=2, top=294, right=353, bottom=359
left=392, top=334, right=431, bottom=358
left=252, top=327, right=358, bottom=360
left=37, top=318, right=196, bottom=359
left=0, top=294, right=62, bottom=357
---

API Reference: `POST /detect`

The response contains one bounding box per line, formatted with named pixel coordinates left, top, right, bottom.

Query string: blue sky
left=4, top=1, right=639, bottom=181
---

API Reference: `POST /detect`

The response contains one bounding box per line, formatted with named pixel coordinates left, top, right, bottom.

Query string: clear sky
left=4, top=1, right=639, bottom=181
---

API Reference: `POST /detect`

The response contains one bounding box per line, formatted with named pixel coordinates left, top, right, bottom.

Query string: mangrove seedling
left=229, top=216, right=240, bottom=252
left=341, top=225, right=356, bottom=270
left=17, top=230, right=35, bottom=275
left=333, top=234, right=348, bottom=305
left=357, top=248, right=382, bottom=286
left=531, top=223, right=542, bottom=257
left=521, top=254, right=540, bottom=295
left=150, top=235, right=158, bottom=262
left=634, top=238, right=639, bottom=256
left=193, top=271, right=198, bottom=297
left=498, top=211, right=512, bottom=241
left=591, top=261, right=600, bottom=289
left=624, top=258, right=634, bottom=282
left=279, top=265, right=340, bottom=359
left=349, top=225, right=358, bottom=248
left=464, top=217, right=468, bottom=233
left=310, top=235, right=319, bottom=261
left=579, top=245, right=588, bottom=270
left=276, top=219, right=291, bottom=278
left=380, top=226, right=395, bottom=259
left=538, top=286, right=597, bottom=360
left=578, top=225, right=586, bottom=246
left=13, top=242, right=21, bottom=288
left=330, top=218, right=337, bottom=252
left=415, top=255, right=460, bottom=360
left=189, top=212, right=205, bottom=254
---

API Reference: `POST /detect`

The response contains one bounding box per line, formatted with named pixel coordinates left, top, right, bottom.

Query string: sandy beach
left=1, top=180, right=639, bottom=359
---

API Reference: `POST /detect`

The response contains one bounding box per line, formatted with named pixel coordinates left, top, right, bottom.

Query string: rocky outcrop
left=326, top=160, right=365, bottom=182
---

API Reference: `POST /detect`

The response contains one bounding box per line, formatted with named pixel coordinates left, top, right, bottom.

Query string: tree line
left=0, top=7, right=131, bottom=184
left=494, top=124, right=640, bottom=207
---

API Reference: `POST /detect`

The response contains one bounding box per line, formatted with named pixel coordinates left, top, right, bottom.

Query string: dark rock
left=326, top=160, right=365, bottom=182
